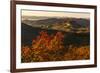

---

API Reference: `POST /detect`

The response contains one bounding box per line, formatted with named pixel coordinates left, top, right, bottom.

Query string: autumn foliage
left=32, top=31, right=64, bottom=51
left=21, top=31, right=90, bottom=63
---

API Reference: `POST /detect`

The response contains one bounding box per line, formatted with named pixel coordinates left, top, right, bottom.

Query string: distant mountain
left=22, top=18, right=66, bottom=26
left=22, top=17, right=90, bottom=33
left=70, top=18, right=90, bottom=28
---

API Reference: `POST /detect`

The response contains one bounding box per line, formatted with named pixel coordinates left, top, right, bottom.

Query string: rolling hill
left=22, top=17, right=90, bottom=33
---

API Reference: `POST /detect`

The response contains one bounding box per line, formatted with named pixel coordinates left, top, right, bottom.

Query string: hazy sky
left=22, top=10, right=90, bottom=19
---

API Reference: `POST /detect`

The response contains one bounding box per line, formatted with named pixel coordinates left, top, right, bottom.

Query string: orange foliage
left=21, top=46, right=32, bottom=62
left=63, top=46, right=90, bottom=60
left=32, top=31, right=64, bottom=51
left=21, top=31, right=90, bottom=63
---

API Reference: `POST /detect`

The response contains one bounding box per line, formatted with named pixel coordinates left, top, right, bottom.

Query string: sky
left=22, top=10, right=90, bottom=19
